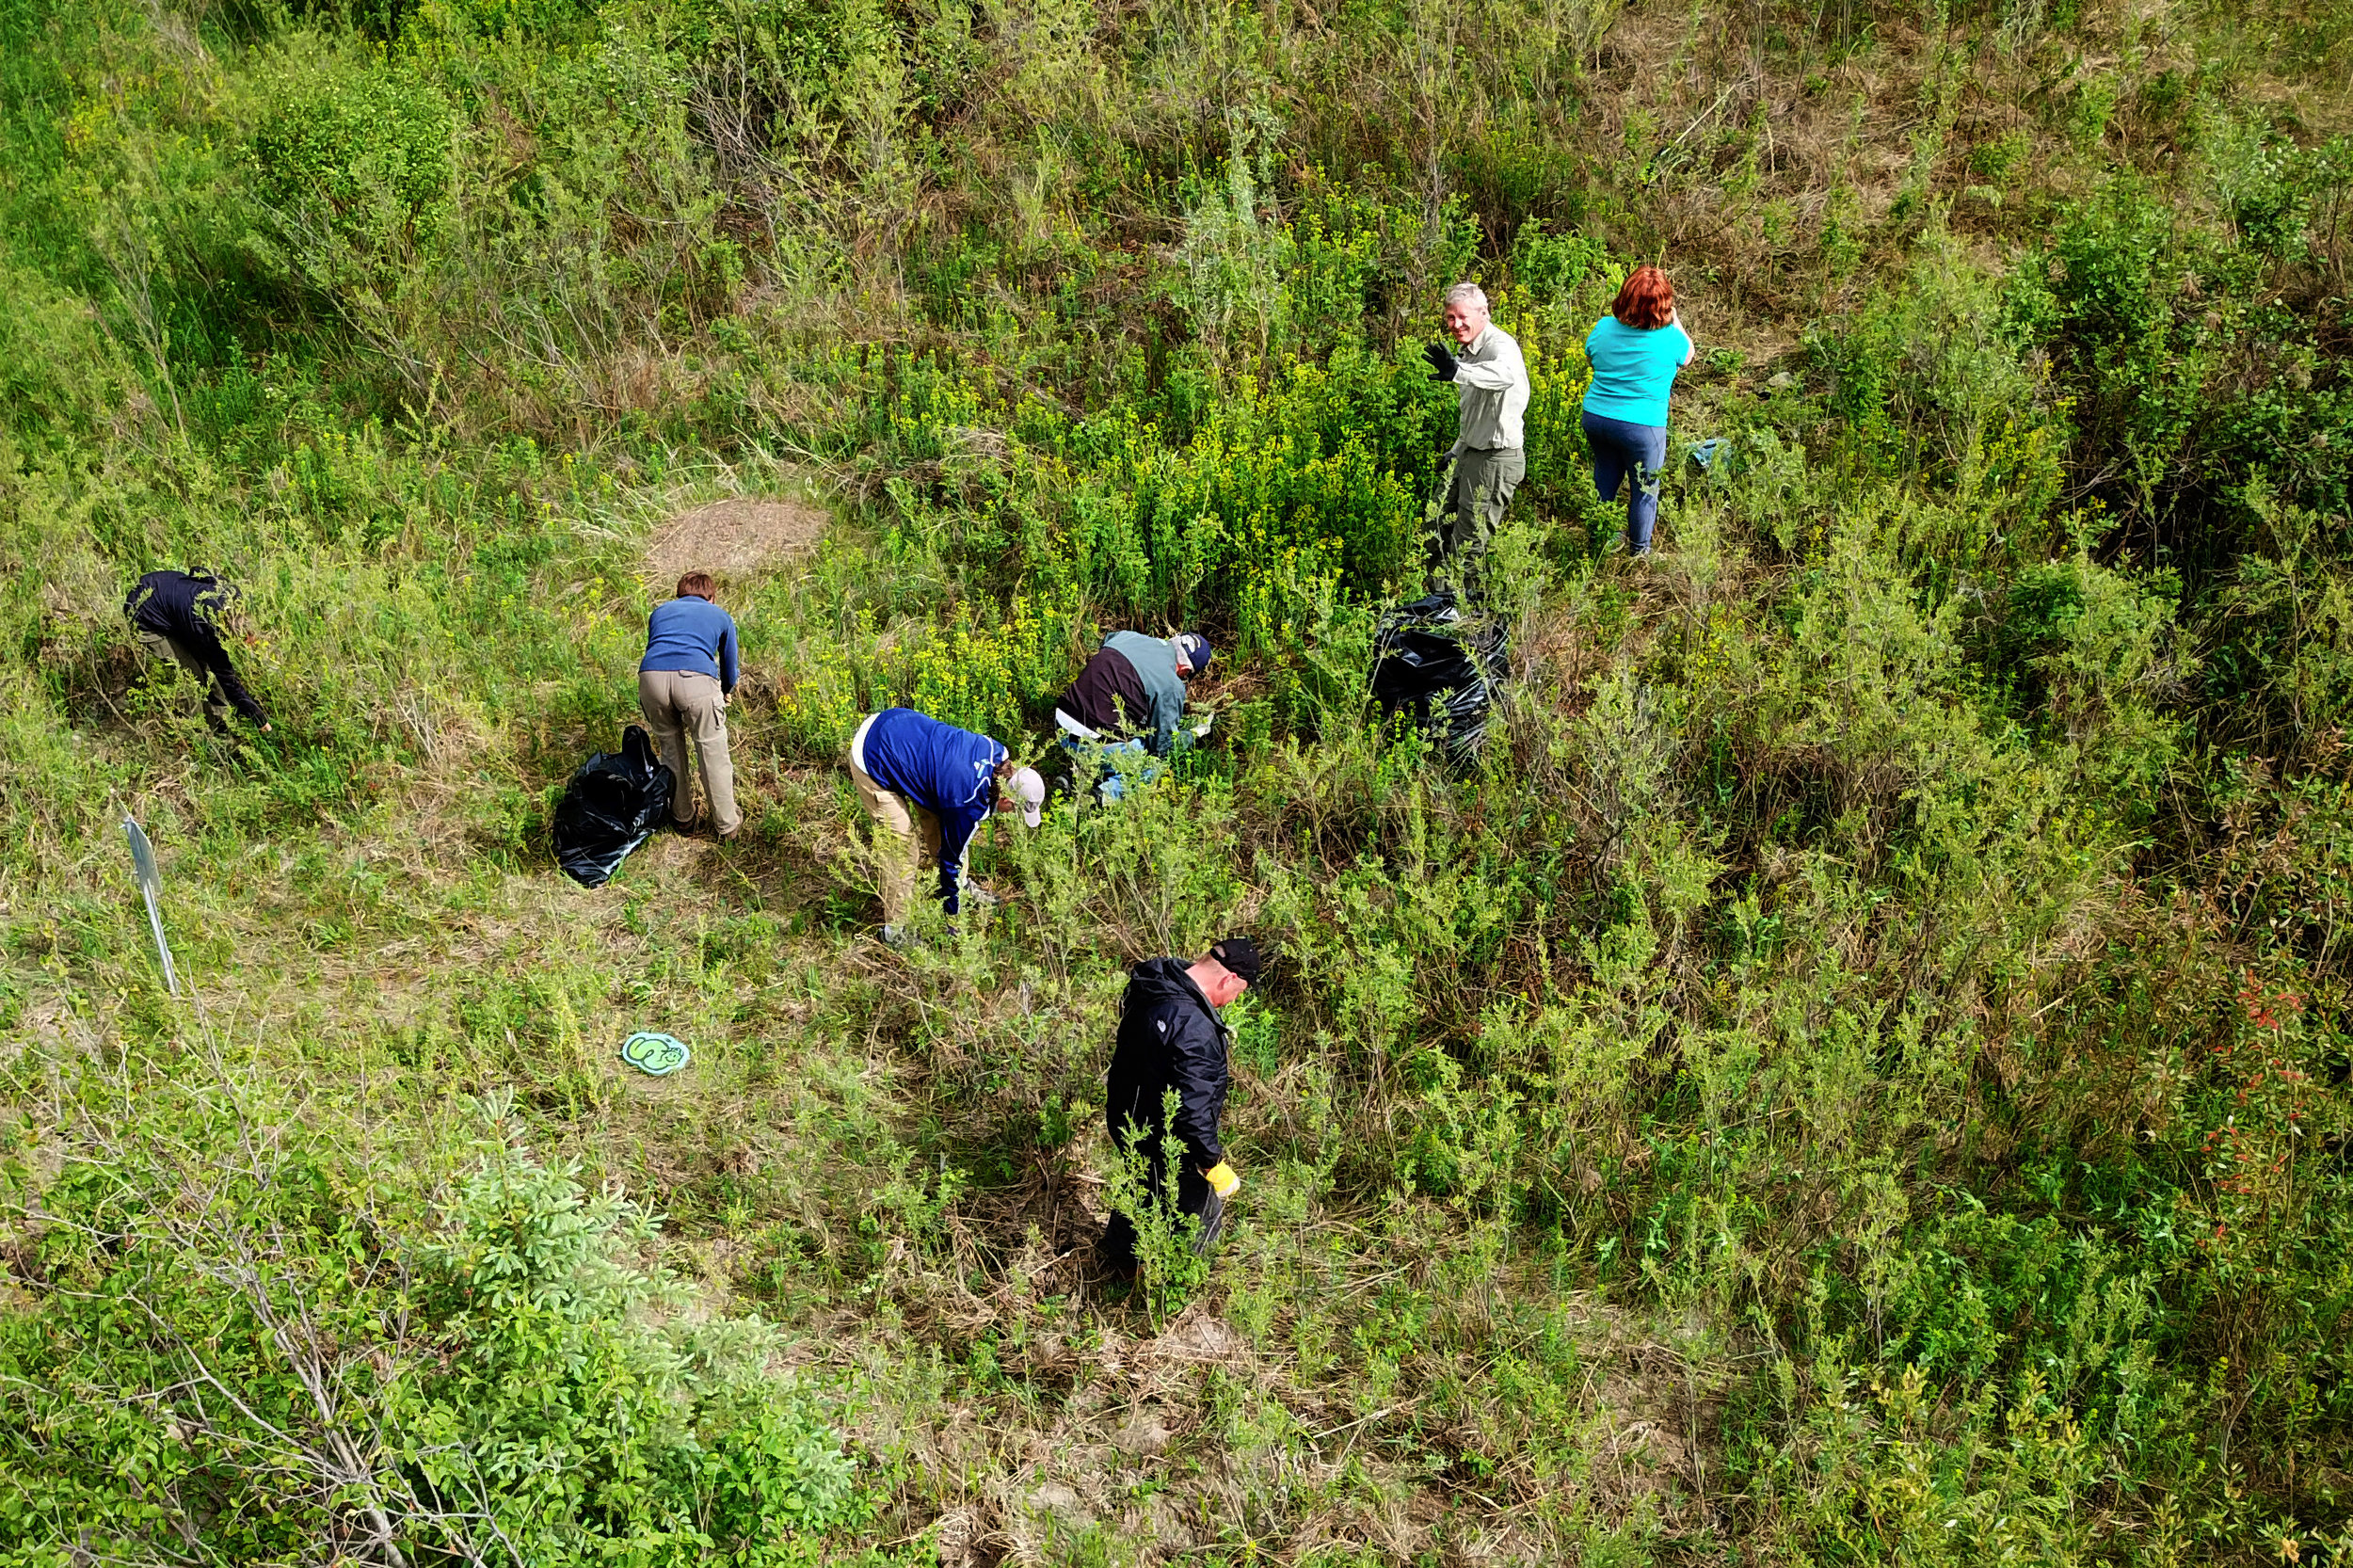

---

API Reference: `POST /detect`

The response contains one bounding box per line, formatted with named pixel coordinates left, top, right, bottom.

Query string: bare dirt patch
left=645, top=498, right=827, bottom=586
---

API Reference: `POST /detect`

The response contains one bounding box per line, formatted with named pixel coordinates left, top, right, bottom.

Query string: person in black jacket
left=123, top=570, right=270, bottom=731
left=1098, top=936, right=1262, bottom=1276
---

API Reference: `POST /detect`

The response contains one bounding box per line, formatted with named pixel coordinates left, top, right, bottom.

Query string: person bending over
left=639, top=571, right=743, bottom=840
left=1099, top=936, right=1262, bottom=1279
left=1052, top=630, right=1213, bottom=802
left=846, top=706, right=1045, bottom=947
left=123, top=569, right=271, bottom=732
left=1053, top=630, right=1213, bottom=757
left=1581, top=264, right=1695, bottom=556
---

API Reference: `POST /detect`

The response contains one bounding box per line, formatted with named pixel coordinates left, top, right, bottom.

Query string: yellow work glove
left=1204, top=1161, right=1241, bottom=1198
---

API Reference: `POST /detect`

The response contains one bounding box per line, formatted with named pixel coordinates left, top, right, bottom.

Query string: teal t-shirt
left=1581, top=316, right=1695, bottom=427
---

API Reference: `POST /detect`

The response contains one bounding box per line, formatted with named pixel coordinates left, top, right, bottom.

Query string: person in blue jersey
left=638, top=572, right=743, bottom=840
left=1581, top=264, right=1695, bottom=555
left=846, top=706, right=1048, bottom=946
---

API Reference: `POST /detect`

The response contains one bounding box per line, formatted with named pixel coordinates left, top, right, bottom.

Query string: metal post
left=122, top=816, right=180, bottom=997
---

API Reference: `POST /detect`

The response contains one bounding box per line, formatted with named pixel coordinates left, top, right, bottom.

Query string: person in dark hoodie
left=123, top=569, right=271, bottom=731
left=1098, top=936, right=1262, bottom=1277
left=846, top=706, right=1048, bottom=946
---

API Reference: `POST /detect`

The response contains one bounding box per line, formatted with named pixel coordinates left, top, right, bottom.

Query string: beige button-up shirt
left=1450, top=322, right=1530, bottom=454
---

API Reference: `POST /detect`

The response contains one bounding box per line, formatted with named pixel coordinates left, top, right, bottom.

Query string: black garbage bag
left=552, top=725, right=676, bottom=888
left=1369, top=591, right=1509, bottom=769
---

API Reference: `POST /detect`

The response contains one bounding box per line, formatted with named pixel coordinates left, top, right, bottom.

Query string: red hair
left=1610, top=264, right=1675, bottom=329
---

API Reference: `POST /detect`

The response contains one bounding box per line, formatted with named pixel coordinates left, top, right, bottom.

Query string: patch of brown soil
left=646, top=498, right=827, bottom=586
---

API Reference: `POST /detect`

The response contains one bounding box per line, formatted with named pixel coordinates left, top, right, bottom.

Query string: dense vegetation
left=2, top=0, right=2350, bottom=1558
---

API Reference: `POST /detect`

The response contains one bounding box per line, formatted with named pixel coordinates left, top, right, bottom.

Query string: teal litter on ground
left=619, top=1032, right=691, bottom=1076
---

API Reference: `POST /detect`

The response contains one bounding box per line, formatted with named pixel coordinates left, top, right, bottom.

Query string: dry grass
left=645, top=496, right=831, bottom=589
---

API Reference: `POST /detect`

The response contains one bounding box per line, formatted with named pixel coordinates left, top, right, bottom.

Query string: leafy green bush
left=0, top=1083, right=872, bottom=1564
left=403, top=1113, right=869, bottom=1563
left=1805, top=237, right=2066, bottom=541
left=249, top=55, right=453, bottom=249
left=1994, top=552, right=2189, bottom=799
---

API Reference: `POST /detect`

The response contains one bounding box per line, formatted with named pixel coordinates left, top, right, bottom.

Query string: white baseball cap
left=1006, top=766, right=1046, bottom=827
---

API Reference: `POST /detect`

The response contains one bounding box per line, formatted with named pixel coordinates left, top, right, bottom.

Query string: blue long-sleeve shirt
left=639, top=597, right=739, bottom=690
left=858, top=708, right=1005, bottom=910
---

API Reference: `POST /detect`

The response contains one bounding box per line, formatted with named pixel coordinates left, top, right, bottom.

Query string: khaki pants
left=847, top=739, right=943, bottom=927
left=852, top=725, right=951, bottom=927
left=638, top=669, right=741, bottom=836
left=136, top=630, right=230, bottom=719
left=1439, top=445, right=1526, bottom=594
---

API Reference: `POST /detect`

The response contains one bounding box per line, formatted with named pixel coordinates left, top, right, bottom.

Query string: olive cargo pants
left=1437, top=444, right=1526, bottom=595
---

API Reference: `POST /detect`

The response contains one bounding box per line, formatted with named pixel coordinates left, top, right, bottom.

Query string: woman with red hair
left=1581, top=264, right=1695, bottom=554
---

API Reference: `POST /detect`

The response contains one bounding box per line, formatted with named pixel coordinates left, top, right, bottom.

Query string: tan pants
left=638, top=669, right=741, bottom=836
left=137, top=630, right=230, bottom=718
left=848, top=729, right=942, bottom=927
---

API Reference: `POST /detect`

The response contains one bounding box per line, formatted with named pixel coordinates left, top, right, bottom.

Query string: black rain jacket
left=123, top=571, right=266, bottom=722
left=1103, top=957, right=1230, bottom=1171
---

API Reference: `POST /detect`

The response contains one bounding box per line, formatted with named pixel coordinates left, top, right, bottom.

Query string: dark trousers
left=1583, top=411, right=1669, bottom=552
left=1098, top=1132, right=1226, bottom=1272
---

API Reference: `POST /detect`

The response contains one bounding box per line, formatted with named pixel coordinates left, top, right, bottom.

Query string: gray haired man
left=1423, top=282, right=1530, bottom=598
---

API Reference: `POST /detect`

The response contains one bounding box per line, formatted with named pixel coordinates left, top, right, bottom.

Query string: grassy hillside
left=3, top=0, right=2351, bottom=1560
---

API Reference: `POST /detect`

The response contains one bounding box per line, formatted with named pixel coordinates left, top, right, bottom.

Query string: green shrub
left=0, top=1083, right=872, bottom=1564
left=1805, top=237, right=2065, bottom=538
left=249, top=54, right=453, bottom=249
left=403, top=1112, right=870, bottom=1563
left=1994, top=552, right=2189, bottom=800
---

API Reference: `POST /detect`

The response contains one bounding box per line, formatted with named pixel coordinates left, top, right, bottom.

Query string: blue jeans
left=1583, top=411, right=1669, bottom=552
left=1061, top=734, right=1162, bottom=802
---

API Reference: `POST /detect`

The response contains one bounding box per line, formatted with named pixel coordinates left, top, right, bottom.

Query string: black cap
left=1209, top=936, right=1262, bottom=984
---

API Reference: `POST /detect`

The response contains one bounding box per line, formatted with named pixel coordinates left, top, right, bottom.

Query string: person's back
left=126, top=570, right=221, bottom=640
left=1055, top=632, right=1211, bottom=759
left=859, top=707, right=1001, bottom=815
left=640, top=594, right=739, bottom=686
left=636, top=573, right=743, bottom=839
left=1105, top=957, right=1230, bottom=1155
left=123, top=569, right=267, bottom=726
left=1057, top=642, right=1152, bottom=738
left=1579, top=264, right=1694, bottom=555
left=1098, top=939, right=1258, bottom=1277
left=1582, top=314, right=1695, bottom=427
left=847, top=707, right=1041, bottom=939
